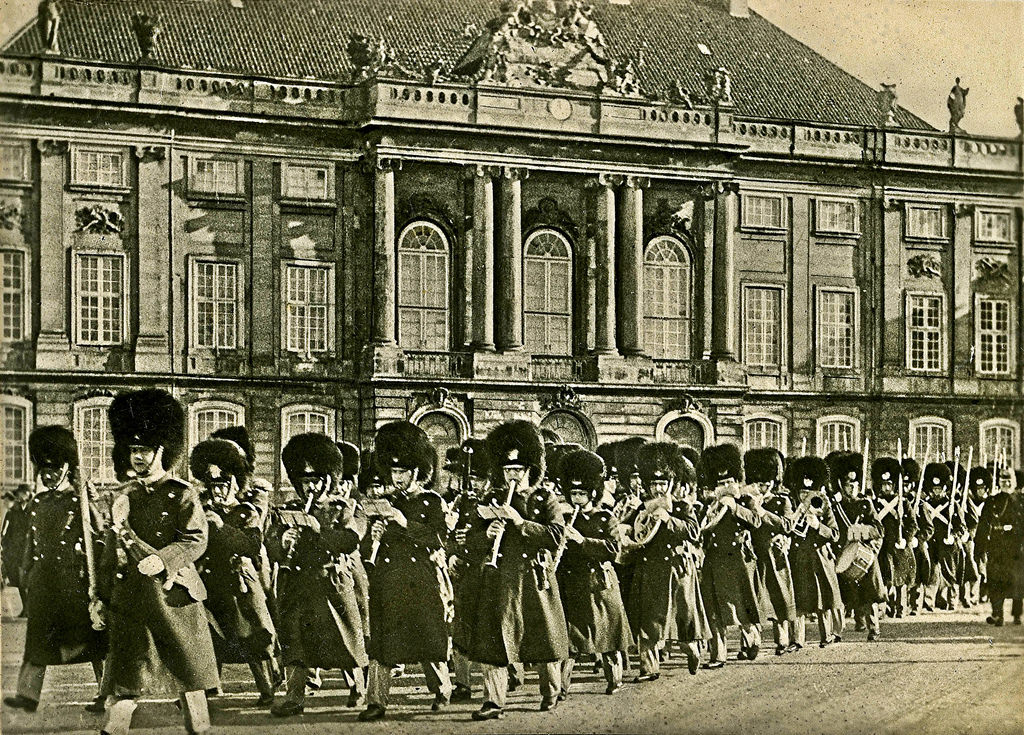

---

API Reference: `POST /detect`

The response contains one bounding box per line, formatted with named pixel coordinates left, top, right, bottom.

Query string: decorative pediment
left=452, top=0, right=639, bottom=96
left=541, top=385, right=582, bottom=412
left=75, top=204, right=123, bottom=234
left=524, top=196, right=578, bottom=238
left=664, top=394, right=701, bottom=415
left=399, top=192, right=456, bottom=233
left=907, top=254, right=941, bottom=279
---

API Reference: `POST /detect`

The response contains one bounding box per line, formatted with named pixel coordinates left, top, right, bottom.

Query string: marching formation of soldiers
left=2, top=387, right=1023, bottom=733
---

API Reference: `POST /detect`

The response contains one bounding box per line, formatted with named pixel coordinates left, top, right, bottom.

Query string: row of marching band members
left=4, top=386, right=1024, bottom=732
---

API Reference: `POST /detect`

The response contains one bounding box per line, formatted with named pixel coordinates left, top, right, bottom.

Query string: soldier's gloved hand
left=280, top=527, right=302, bottom=550
left=88, top=598, right=106, bottom=630
left=806, top=513, right=820, bottom=530
left=388, top=509, right=408, bottom=529
left=454, top=526, right=469, bottom=546
left=299, top=513, right=321, bottom=534
left=137, top=554, right=165, bottom=576
left=370, top=520, right=387, bottom=543
left=485, top=520, right=505, bottom=539
left=500, top=504, right=524, bottom=526
left=205, top=510, right=224, bottom=529
left=562, top=525, right=585, bottom=544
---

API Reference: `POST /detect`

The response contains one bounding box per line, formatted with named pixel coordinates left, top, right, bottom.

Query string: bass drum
left=836, top=541, right=877, bottom=582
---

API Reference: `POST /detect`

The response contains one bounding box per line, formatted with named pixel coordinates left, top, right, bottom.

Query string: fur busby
left=111, top=442, right=132, bottom=483
left=359, top=450, right=386, bottom=494
left=790, top=456, right=830, bottom=492
left=190, top=438, right=249, bottom=485
left=108, top=388, right=186, bottom=470
left=374, top=421, right=435, bottom=485
left=827, top=452, right=863, bottom=487
left=336, top=441, right=360, bottom=481
left=872, top=457, right=903, bottom=490
left=969, top=466, right=992, bottom=492
left=444, top=447, right=464, bottom=474
left=460, top=438, right=493, bottom=480
left=596, top=442, right=618, bottom=479
left=922, top=462, right=952, bottom=491
left=29, top=425, right=79, bottom=475
left=557, top=449, right=606, bottom=500
left=639, top=442, right=696, bottom=487
left=701, top=443, right=743, bottom=485
left=282, top=432, right=345, bottom=490
left=679, top=446, right=702, bottom=478
left=1015, top=470, right=1023, bottom=491
left=615, top=437, right=647, bottom=481
left=486, top=420, right=545, bottom=487
left=901, top=457, right=922, bottom=485
left=211, top=426, right=255, bottom=474
left=944, top=461, right=968, bottom=492
left=546, top=443, right=582, bottom=488
left=744, top=447, right=784, bottom=485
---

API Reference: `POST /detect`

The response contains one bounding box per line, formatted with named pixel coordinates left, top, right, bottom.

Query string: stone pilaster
left=496, top=166, right=527, bottom=352
left=133, top=144, right=171, bottom=372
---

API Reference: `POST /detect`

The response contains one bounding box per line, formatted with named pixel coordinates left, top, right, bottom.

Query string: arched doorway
left=655, top=409, right=714, bottom=450
left=412, top=410, right=464, bottom=487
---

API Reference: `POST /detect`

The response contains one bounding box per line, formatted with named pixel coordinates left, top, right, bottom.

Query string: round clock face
left=541, top=411, right=589, bottom=448
left=547, top=97, right=572, bottom=121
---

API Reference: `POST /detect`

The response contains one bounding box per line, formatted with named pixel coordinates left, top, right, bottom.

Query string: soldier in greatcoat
left=699, top=443, right=764, bottom=667
left=872, top=457, right=918, bottom=619
left=190, top=438, right=277, bottom=706
left=920, top=463, right=964, bottom=611
left=465, top=421, right=569, bottom=721
left=745, top=448, right=797, bottom=655
left=267, top=433, right=368, bottom=717
left=786, top=456, right=842, bottom=648
left=904, top=458, right=935, bottom=615
left=975, top=469, right=1023, bottom=626
left=555, top=449, right=633, bottom=694
left=3, top=426, right=107, bottom=715
left=2, top=482, right=33, bottom=616
left=96, top=388, right=219, bottom=735
left=959, top=466, right=988, bottom=608
left=358, top=421, right=453, bottom=721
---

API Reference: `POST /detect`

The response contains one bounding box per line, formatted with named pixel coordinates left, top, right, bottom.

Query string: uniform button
left=384, top=558, right=390, bottom=563
left=522, top=553, right=528, bottom=558
left=411, top=557, right=416, bottom=562
left=424, top=499, right=429, bottom=506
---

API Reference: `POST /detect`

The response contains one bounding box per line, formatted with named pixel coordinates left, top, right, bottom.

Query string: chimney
left=728, top=0, right=749, bottom=18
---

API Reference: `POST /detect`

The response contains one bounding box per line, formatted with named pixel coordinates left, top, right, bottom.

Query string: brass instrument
left=551, top=505, right=581, bottom=571
left=631, top=495, right=671, bottom=546
left=791, top=492, right=826, bottom=538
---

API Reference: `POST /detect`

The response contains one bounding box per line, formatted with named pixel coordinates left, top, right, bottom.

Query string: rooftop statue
left=947, top=77, right=968, bottom=133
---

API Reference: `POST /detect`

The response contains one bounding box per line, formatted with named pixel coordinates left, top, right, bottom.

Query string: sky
left=0, top=0, right=1020, bottom=136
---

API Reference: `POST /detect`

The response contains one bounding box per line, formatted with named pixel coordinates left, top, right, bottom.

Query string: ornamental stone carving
left=75, top=204, right=123, bottom=234
left=541, top=384, right=583, bottom=412
left=907, top=253, right=941, bottom=279
left=524, top=196, right=578, bottom=238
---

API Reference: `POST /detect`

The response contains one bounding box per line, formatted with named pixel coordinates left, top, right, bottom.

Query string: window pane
left=77, top=404, right=115, bottom=485
left=977, top=298, right=1010, bottom=374
left=196, top=408, right=239, bottom=442
left=524, top=230, right=572, bottom=355
left=908, top=295, right=943, bottom=371
left=194, top=159, right=238, bottom=194
left=746, top=419, right=783, bottom=450
left=78, top=254, right=123, bottom=345
left=819, top=290, right=855, bottom=368
left=2, top=250, right=25, bottom=341
left=397, top=223, right=449, bottom=351
left=744, top=287, right=781, bottom=370
left=2, top=404, right=27, bottom=484
left=285, top=264, right=330, bottom=353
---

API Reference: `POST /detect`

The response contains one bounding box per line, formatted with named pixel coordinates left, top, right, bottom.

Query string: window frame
left=523, top=228, right=574, bottom=356
left=0, top=141, right=30, bottom=183
left=1, top=394, right=32, bottom=488
left=904, top=202, right=948, bottom=241
left=73, top=395, right=117, bottom=487
left=974, top=294, right=1014, bottom=376
left=188, top=156, right=244, bottom=197
left=281, top=259, right=335, bottom=357
left=740, top=192, right=787, bottom=232
left=741, top=283, right=786, bottom=375
left=642, top=235, right=693, bottom=359
left=743, top=413, right=788, bottom=452
left=189, top=257, right=243, bottom=351
left=815, top=285, right=859, bottom=371
left=1, top=247, right=29, bottom=344
left=397, top=220, right=451, bottom=352
left=73, top=250, right=129, bottom=347
left=815, top=414, right=862, bottom=456
left=905, top=291, right=946, bottom=374
left=974, top=208, right=1013, bottom=245
left=281, top=162, right=333, bottom=201
left=188, top=400, right=246, bottom=452
left=70, top=146, right=128, bottom=190
left=813, top=197, right=860, bottom=236
left=281, top=403, right=336, bottom=443
left=909, top=416, right=952, bottom=463
left=979, top=418, right=1020, bottom=466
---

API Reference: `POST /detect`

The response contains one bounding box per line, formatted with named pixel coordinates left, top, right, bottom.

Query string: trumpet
left=791, top=492, right=826, bottom=538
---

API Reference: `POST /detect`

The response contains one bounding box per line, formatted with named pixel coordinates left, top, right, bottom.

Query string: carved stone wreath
left=975, top=257, right=1011, bottom=289
left=0, top=200, right=22, bottom=231
left=524, top=196, right=578, bottom=239
left=541, top=385, right=583, bottom=412
left=647, top=197, right=694, bottom=238
left=399, top=192, right=455, bottom=233
left=907, top=253, right=941, bottom=279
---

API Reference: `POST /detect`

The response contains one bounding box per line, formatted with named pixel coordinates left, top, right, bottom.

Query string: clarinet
left=486, top=478, right=517, bottom=568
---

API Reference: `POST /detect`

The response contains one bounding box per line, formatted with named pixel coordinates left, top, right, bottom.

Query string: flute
left=551, top=505, right=581, bottom=572
left=486, top=478, right=517, bottom=568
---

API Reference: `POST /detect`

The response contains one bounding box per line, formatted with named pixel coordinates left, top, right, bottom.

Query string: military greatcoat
left=749, top=493, right=797, bottom=622
left=700, top=496, right=765, bottom=627
left=878, top=498, right=918, bottom=588
left=787, top=495, right=842, bottom=615
left=975, top=493, right=1024, bottom=601
left=835, top=497, right=886, bottom=607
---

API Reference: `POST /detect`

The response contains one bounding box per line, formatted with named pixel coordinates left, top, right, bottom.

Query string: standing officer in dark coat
left=2, top=482, right=33, bottom=616
left=359, top=421, right=453, bottom=721
left=190, top=438, right=277, bottom=707
left=3, top=426, right=107, bottom=715
left=975, top=470, right=1023, bottom=625
left=467, top=421, right=569, bottom=721
left=268, top=433, right=368, bottom=717
left=96, top=388, right=219, bottom=735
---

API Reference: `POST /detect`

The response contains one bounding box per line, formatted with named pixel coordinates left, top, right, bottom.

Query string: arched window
left=643, top=236, right=692, bottom=359
left=1, top=395, right=32, bottom=488
left=540, top=411, right=594, bottom=450
left=282, top=404, right=335, bottom=443
left=816, top=415, right=861, bottom=456
left=909, top=416, right=952, bottom=463
left=980, top=418, right=1020, bottom=465
left=744, top=414, right=787, bottom=452
left=656, top=410, right=715, bottom=450
left=190, top=400, right=245, bottom=451
left=524, top=229, right=572, bottom=356
left=74, top=395, right=116, bottom=486
left=413, top=410, right=467, bottom=484
left=398, top=221, right=449, bottom=351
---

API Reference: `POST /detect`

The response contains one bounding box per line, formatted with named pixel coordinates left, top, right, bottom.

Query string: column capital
left=36, top=138, right=68, bottom=156
left=464, top=163, right=501, bottom=180
left=623, top=175, right=651, bottom=190
left=133, top=144, right=167, bottom=162
left=698, top=180, right=739, bottom=199
left=500, top=166, right=530, bottom=181
left=883, top=197, right=903, bottom=211
left=586, top=172, right=624, bottom=189
left=362, top=153, right=403, bottom=174
left=953, top=202, right=975, bottom=218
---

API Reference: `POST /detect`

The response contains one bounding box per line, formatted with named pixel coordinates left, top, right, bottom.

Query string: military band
left=2, top=390, right=1022, bottom=732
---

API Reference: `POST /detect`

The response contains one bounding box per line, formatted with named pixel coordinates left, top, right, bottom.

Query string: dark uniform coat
left=97, top=477, right=220, bottom=696
left=266, top=497, right=368, bottom=671
left=749, top=493, right=797, bottom=622
left=199, top=502, right=275, bottom=664
left=20, top=489, right=107, bottom=666
left=2, top=501, right=31, bottom=587
left=924, top=500, right=965, bottom=589
left=700, top=495, right=764, bottom=627
left=788, top=496, right=842, bottom=614
left=959, top=500, right=982, bottom=586
left=363, top=488, right=452, bottom=665
left=556, top=508, right=632, bottom=655
left=878, top=497, right=918, bottom=588
left=835, top=498, right=886, bottom=606
left=913, top=504, right=936, bottom=587
left=975, top=493, right=1024, bottom=601
left=450, top=488, right=484, bottom=656
left=465, top=486, right=570, bottom=666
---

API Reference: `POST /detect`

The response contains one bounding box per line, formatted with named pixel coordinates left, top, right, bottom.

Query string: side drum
left=836, top=541, right=876, bottom=582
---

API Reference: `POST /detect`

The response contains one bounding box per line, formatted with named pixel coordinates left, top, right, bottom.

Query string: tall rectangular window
left=2, top=250, right=25, bottom=342
left=907, top=294, right=943, bottom=372
left=285, top=263, right=330, bottom=354
left=77, top=254, right=124, bottom=345
left=817, top=289, right=855, bottom=369
left=192, top=260, right=239, bottom=349
left=818, top=418, right=858, bottom=455
left=1, top=401, right=29, bottom=486
left=283, top=409, right=331, bottom=442
left=911, top=420, right=950, bottom=463
left=741, top=194, right=785, bottom=229
left=283, top=164, right=329, bottom=199
left=981, top=422, right=1019, bottom=466
left=74, top=149, right=124, bottom=187
left=976, top=210, right=1011, bottom=243
left=743, top=286, right=782, bottom=371
left=75, top=401, right=116, bottom=486
left=0, top=144, right=28, bottom=181
left=192, top=159, right=239, bottom=195
left=816, top=199, right=858, bottom=234
left=976, top=297, right=1011, bottom=375
left=906, top=204, right=945, bottom=239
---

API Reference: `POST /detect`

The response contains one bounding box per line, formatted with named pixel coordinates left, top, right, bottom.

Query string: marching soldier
left=3, top=426, right=107, bottom=715
left=96, top=389, right=219, bottom=735
left=975, top=468, right=1023, bottom=626
left=959, top=466, right=988, bottom=608
left=190, top=438, right=277, bottom=707
left=359, top=421, right=453, bottom=721
left=699, top=443, right=764, bottom=666
left=465, top=421, right=569, bottom=720
left=904, top=458, right=935, bottom=616
left=268, top=433, right=368, bottom=717
left=920, top=463, right=963, bottom=611
left=745, top=448, right=797, bottom=655
left=555, top=449, right=633, bottom=694
left=873, top=457, right=918, bottom=619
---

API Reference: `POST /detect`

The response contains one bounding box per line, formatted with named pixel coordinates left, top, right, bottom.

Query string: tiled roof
left=2, top=0, right=933, bottom=129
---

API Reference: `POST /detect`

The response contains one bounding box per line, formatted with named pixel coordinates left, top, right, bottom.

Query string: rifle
left=80, top=477, right=104, bottom=630
left=947, top=446, right=961, bottom=533
left=895, top=439, right=905, bottom=548
left=960, top=446, right=974, bottom=517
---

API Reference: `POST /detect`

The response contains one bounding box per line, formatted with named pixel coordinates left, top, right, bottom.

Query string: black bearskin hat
left=282, top=433, right=344, bottom=491
left=29, top=425, right=79, bottom=476
left=109, top=388, right=186, bottom=470
left=944, top=461, right=968, bottom=492
left=679, top=446, right=702, bottom=478
left=444, top=447, right=464, bottom=474
left=901, top=457, right=922, bottom=485
left=827, top=452, right=863, bottom=487
left=546, top=443, right=582, bottom=489
left=969, top=466, right=992, bottom=492
left=790, top=456, right=830, bottom=492
left=337, top=441, right=360, bottom=481
left=359, top=449, right=386, bottom=495
left=211, top=426, right=255, bottom=474
left=461, top=438, right=493, bottom=480
left=596, top=442, right=618, bottom=479
left=190, top=438, right=249, bottom=485
left=639, top=442, right=695, bottom=487
left=374, top=421, right=435, bottom=485
left=557, top=449, right=606, bottom=500
left=744, top=447, right=784, bottom=485
left=922, top=462, right=952, bottom=491
left=486, top=420, right=545, bottom=487
left=701, top=443, right=743, bottom=485
left=615, top=437, right=647, bottom=480
left=872, top=457, right=902, bottom=490
left=111, top=442, right=132, bottom=483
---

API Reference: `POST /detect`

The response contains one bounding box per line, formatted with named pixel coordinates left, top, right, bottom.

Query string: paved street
left=2, top=595, right=1022, bottom=735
